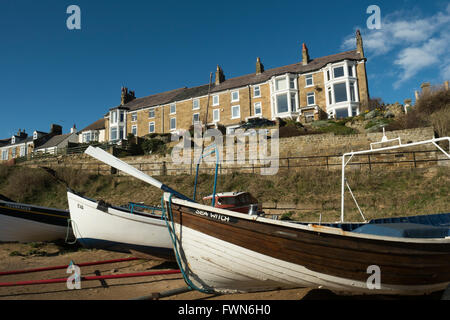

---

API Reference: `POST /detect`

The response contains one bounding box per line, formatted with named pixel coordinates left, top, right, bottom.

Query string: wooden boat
left=163, top=194, right=450, bottom=295
left=67, top=190, right=174, bottom=260
left=0, top=198, right=72, bottom=243
left=84, top=136, right=450, bottom=295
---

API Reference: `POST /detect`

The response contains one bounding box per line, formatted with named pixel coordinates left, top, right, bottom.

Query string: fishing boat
left=67, top=190, right=174, bottom=260
left=84, top=135, right=450, bottom=296
left=0, top=198, right=72, bottom=243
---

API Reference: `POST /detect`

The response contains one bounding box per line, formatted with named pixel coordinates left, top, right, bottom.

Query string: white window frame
left=213, top=109, right=220, bottom=122
left=254, top=102, right=262, bottom=116
left=193, top=113, right=200, bottom=124
left=307, top=92, right=315, bottom=106
left=131, top=112, right=137, bottom=122
left=270, top=73, right=299, bottom=118
left=131, top=125, right=137, bottom=136
left=111, top=111, right=117, bottom=124
left=350, top=82, right=356, bottom=102
left=1, top=150, right=8, bottom=161
left=212, top=95, right=219, bottom=106
left=333, top=66, right=345, bottom=79
left=149, top=122, right=155, bottom=133
left=170, top=103, right=176, bottom=115
left=110, top=127, right=118, bottom=141
left=305, top=74, right=314, bottom=87
left=20, top=145, right=26, bottom=157
left=253, top=85, right=261, bottom=98
left=148, top=108, right=155, bottom=118
left=231, top=91, right=239, bottom=102
left=192, top=99, right=200, bottom=110
left=231, top=105, right=240, bottom=119
left=170, top=117, right=176, bottom=131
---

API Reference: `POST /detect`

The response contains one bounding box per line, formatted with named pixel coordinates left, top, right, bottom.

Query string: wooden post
left=413, top=151, right=417, bottom=168
left=368, top=154, right=372, bottom=171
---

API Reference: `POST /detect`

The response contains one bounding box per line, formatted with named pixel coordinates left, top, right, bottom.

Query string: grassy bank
left=0, top=164, right=448, bottom=223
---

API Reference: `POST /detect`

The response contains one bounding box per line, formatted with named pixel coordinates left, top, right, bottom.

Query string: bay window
left=333, top=82, right=347, bottom=103
left=270, top=74, right=298, bottom=118
left=324, top=61, right=360, bottom=119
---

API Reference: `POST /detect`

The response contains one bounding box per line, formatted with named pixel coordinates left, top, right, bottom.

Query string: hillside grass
left=0, top=163, right=448, bottom=223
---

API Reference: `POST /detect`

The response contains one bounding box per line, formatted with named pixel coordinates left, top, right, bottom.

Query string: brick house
left=105, top=30, right=369, bottom=142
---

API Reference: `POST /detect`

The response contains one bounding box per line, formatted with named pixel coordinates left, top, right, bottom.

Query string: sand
left=0, top=242, right=444, bottom=301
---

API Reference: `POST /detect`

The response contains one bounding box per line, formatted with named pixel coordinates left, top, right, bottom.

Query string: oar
left=85, top=146, right=192, bottom=202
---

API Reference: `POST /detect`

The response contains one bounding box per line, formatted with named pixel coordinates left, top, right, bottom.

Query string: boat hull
left=67, top=191, right=174, bottom=260
left=164, top=194, right=450, bottom=295
left=0, top=200, right=71, bottom=242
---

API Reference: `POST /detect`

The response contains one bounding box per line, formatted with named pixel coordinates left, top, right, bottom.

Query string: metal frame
left=340, top=135, right=450, bottom=222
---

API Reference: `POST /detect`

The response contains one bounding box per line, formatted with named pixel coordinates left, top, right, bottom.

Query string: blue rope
left=161, top=194, right=213, bottom=294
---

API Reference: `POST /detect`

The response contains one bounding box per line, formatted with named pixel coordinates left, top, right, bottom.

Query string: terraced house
left=0, top=125, right=63, bottom=162
left=105, top=30, right=369, bottom=142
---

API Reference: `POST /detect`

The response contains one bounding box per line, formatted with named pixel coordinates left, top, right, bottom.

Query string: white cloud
left=341, top=4, right=450, bottom=88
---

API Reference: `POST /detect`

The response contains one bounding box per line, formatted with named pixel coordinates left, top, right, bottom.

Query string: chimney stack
left=256, top=57, right=264, bottom=74
left=50, top=124, right=62, bottom=135
left=70, top=124, right=77, bottom=134
left=215, top=65, right=225, bottom=85
left=414, top=90, right=420, bottom=102
left=444, top=80, right=449, bottom=90
left=356, top=29, right=365, bottom=58
left=121, top=87, right=136, bottom=105
left=302, top=43, right=310, bottom=66
left=421, top=82, right=431, bottom=95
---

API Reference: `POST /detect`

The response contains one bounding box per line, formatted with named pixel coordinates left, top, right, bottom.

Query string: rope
left=65, top=218, right=78, bottom=245
left=161, top=194, right=213, bottom=294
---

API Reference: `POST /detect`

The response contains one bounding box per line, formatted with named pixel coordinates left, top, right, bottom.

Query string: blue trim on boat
left=297, top=212, right=450, bottom=238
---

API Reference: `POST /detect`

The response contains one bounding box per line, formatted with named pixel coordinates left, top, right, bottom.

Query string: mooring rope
left=161, top=194, right=213, bottom=294
left=65, top=218, right=78, bottom=245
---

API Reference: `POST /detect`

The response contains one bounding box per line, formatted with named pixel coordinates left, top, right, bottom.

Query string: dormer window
left=11, top=136, right=15, bottom=144
left=33, top=131, right=38, bottom=140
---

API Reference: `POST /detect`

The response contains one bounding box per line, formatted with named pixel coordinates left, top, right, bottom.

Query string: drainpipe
left=248, top=85, right=252, bottom=118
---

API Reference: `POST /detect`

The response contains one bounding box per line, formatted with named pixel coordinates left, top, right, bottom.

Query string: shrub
left=141, top=139, right=165, bottom=154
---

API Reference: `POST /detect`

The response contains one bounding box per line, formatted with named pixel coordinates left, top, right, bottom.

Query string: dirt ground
left=0, top=242, right=444, bottom=301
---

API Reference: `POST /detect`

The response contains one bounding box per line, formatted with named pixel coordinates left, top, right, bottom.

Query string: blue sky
left=0, top=0, right=449, bottom=138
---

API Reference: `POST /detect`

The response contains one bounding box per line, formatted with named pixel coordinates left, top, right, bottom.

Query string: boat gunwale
left=164, top=193, right=450, bottom=244
left=68, top=191, right=164, bottom=225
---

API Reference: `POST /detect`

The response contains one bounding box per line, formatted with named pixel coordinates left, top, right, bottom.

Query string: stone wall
left=18, top=126, right=446, bottom=175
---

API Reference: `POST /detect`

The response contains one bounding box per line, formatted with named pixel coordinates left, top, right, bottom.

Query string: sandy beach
left=0, top=242, right=445, bottom=301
